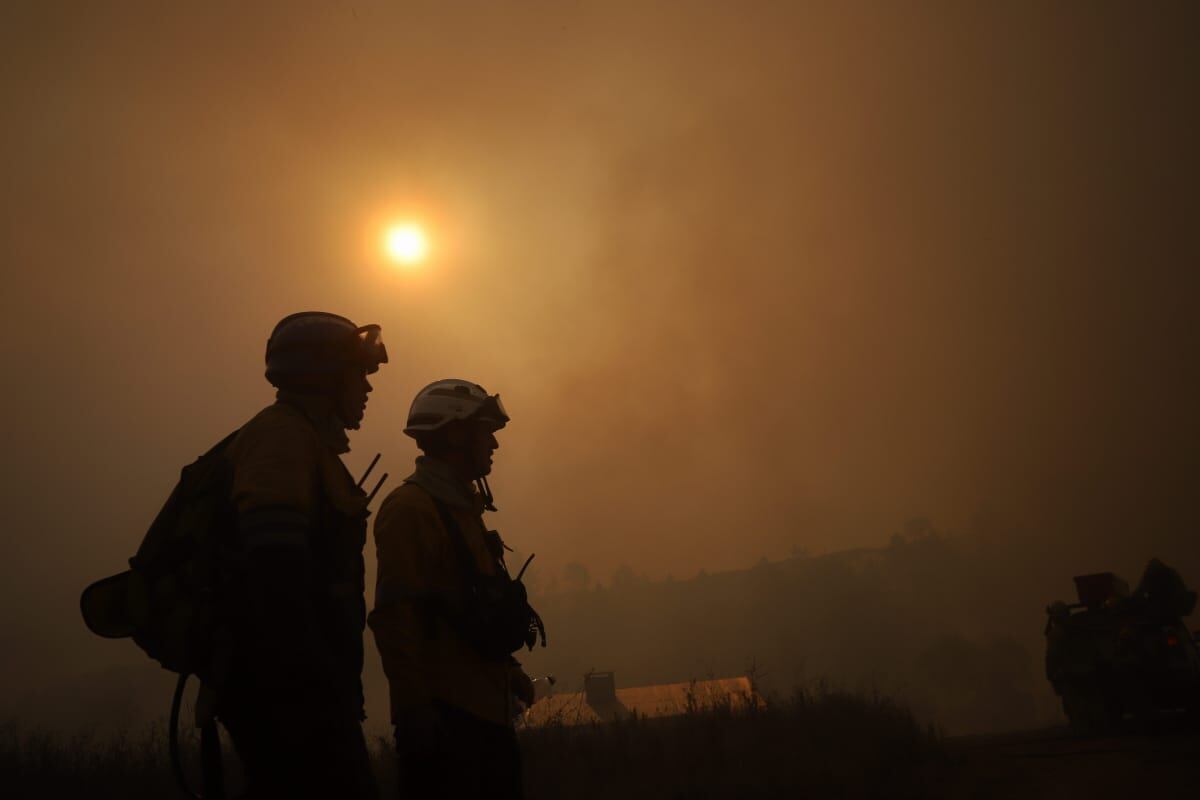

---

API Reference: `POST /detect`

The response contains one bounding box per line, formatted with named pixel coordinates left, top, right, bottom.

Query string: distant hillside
left=515, top=528, right=1105, bottom=735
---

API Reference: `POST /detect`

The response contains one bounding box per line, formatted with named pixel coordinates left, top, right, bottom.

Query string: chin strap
left=475, top=476, right=498, bottom=511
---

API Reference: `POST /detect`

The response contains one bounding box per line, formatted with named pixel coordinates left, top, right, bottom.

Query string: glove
left=511, top=668, right=535, bottom=707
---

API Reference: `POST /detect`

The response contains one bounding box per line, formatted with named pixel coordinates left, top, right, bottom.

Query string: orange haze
left=1, top=1, right=1197, bottom=729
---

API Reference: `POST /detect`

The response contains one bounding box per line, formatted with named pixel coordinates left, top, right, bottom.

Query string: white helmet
left=404, top=379, right=509, bottom=438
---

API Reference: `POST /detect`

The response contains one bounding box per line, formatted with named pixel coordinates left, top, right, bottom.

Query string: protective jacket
left=369, top=457, right=529, bottom=726
left=222, top=394, right=370, bottom=715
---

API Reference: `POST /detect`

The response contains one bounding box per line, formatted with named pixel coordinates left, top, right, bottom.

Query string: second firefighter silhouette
left=369, top=379, right=545, bottom=799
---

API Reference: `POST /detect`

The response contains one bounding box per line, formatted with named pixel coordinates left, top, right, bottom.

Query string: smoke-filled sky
left=2, top=1, right=1198, bottom=699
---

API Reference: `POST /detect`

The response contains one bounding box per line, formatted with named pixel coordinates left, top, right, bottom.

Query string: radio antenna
left=516, top=553, right=536, bottom=582
left=366, top=473, right=389, bottom=504
left=357, top=453, right=381, bottom=488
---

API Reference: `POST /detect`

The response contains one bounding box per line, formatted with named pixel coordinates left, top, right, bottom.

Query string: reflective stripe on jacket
left=223, top=400, right=370, bottom=708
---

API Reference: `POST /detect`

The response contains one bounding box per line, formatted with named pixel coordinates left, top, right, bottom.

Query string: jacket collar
left=275, top=391, right=351, bottom=455
left=404, top=456, right=484, bottom=512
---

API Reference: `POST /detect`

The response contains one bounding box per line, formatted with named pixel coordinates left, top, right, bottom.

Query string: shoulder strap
left=211, top=427, right=243, bottom=457
left=190, top=428, right=243, bottom=478
left=178, top=427, right=242, bottom=500
left=428, top=495, right=485, bottom=592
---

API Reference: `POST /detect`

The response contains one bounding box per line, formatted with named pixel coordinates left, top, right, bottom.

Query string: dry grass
left=1, top=719, right=179, bottom=799
left=516, top=684, right=943, bottom=800
left=3, top=686, right=943, bottom=799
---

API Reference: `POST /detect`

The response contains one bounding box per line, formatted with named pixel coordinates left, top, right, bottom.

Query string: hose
left=169, top=673, right=203, bottom=799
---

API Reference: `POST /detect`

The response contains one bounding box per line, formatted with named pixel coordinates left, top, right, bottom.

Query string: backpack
left=79, top=429, right=246, bottom=800
left=80, top=429, right=241, bottom=681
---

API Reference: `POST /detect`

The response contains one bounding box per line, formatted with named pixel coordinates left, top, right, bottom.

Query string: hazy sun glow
left=384, top=223, right=428, bottom=265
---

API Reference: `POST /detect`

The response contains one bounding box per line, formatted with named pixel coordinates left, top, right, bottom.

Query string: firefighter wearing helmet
left=370, top=379, right=545, bottom=800
left=215, top=312, right=387, bottom=799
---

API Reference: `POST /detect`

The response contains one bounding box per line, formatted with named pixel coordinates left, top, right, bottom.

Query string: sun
left=383, top=223, right=428, bottom=266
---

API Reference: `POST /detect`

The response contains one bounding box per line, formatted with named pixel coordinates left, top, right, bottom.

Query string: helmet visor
left=475, top=393, right=510, bottom=430
left=354, top=325, right=389, bottom=372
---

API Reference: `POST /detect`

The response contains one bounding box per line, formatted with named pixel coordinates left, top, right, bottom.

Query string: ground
left=941, top=726, right=1200, bottom=800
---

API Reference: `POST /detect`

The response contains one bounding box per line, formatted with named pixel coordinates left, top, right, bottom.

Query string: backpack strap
left=428, top=495, right=485, bottom=593
left=212, top=427, right=243, bottom=456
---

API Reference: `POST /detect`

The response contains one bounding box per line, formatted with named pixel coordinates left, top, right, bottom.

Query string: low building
left=522, top=671, right=762, bottom=727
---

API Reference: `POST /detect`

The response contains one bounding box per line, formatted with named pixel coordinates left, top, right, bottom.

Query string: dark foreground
left=3, top=687, right=940, bottom=799
left=943, top=724, right=1200, bottom=800
left=3, top=690, right=1198, bottom=799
